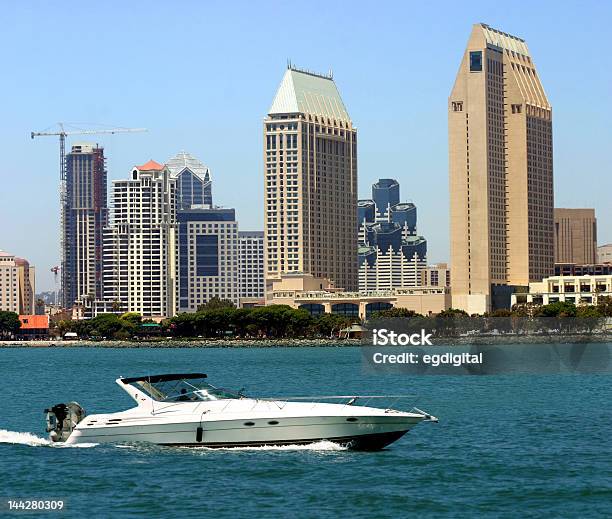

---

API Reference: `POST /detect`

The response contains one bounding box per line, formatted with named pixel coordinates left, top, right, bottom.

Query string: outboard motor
left=44, top=402, right=86, bottom=442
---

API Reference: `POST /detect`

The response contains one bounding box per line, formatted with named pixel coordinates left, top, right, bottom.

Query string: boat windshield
left=127, top=376, right=242, bottom=402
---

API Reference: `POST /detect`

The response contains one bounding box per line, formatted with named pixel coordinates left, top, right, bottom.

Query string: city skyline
left=2, top=1, right=611, bottom=291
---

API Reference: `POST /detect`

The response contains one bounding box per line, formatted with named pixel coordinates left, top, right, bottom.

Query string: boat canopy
left=120, top=373, right=242, bottom=402
left=120, top=373, right=207, bottom=384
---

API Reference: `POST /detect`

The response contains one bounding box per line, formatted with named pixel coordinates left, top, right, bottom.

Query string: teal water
left=0, top=346, right=611, bottom=518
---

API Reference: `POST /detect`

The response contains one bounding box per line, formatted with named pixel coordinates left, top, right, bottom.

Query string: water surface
left=1, top=347, right=610, bottom=518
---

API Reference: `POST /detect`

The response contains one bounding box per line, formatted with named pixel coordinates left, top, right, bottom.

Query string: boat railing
left=254, top=395, right=420, bottom=413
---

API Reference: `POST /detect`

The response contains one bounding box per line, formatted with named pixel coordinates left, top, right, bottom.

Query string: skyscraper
left=176, top=207, right=239, bottom=312
left=63, top=143, right=107, bottom=307
left=358, top=179, right=427, bottom=290
left=238, top=231, right=265, bottom=303
left=449, top=23, right=554, bottom=314
left=264, top=65, right=358, bottom=292
left=372, top=179, right=400, bottom=221
left=554, top=208, right=597, bottom=265
left=166, top=151, right=213, bottom=210
left=103, top=160, right=176, bottom=317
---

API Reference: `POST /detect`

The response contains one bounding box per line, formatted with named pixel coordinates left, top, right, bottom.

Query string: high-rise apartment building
left=264, top=66, right=358, bottom=293
left=0, top=251, right=35, bottom=314
left=358, top=179, right=427, bottom=290
left=238, top=231, right=265, bottom=303
left=63, top=143, right=107, bottom=308
left=449, top=23, right=554, bottom=314
left=175, top=207, right=239, bottom=312
left=166, top=151, right=213, bottom=210
left=553, top=208, right=597, bottom=265
left=103, top=160, right=176, bottom=317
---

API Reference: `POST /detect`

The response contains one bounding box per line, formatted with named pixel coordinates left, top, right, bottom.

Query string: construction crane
left=31, top=123, right=147, bottom=308
left=50, top=266, right=60, bottom=307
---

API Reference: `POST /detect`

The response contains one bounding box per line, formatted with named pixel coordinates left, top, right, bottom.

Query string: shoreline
left=0, top=338, right=363, bottom=348
left=3, top=334, right=612, bottom=348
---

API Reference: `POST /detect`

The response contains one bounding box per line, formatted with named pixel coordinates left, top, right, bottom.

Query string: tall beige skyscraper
left=554, top=208, right=597, bottom=264
left=264, top=66, right=358, bottom=292
left=449, top=23, right=554, bottom=314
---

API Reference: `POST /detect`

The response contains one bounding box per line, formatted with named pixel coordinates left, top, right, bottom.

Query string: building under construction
left=63, top=143, right=108, bottom=307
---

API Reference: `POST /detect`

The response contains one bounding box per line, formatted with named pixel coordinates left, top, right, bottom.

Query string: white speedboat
left=45, top=373, right=437, bottom=450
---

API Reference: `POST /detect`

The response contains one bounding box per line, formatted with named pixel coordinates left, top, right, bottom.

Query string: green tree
left=371, top=308, right=418, bottom=319
left=536, top=301, right=577, bottom=318
left=312, top=313, right=352, bottom=337
left=88, top=314, right=137, bottom=339
left=197, top=297, right=236, bottom=312
left=195, top=308, right=236, bottom=337
left=0, top=311, right=21, bottom=338
left=434, top=308, right=470, bottom=336
left=232, top=308, right=254, bottom=336
left=120, top=312, right=142, bottom=326
left=575, top=305, right=603, bottom=333
left=490, top=309, right=512, bottom=317
left=163, top=312, right=197, bottom=337
left=596, top=296, right=612, bottom=317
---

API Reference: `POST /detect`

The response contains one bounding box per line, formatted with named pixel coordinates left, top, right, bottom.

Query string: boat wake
left=0, top=429, right=97, bottom=448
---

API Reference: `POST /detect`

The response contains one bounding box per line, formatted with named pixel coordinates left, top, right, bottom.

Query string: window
left=511, top=104, right=522, bottom=114
left=452, top=101, right=463, bottom=112
left=196, top=234, right=219, bottom=276
left=469, top=51, right=482, bottom=72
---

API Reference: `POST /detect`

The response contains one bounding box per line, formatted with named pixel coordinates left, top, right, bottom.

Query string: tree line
left=55, top=299, right=356, bottom=340
left=8, top=296, right=612, bottom=341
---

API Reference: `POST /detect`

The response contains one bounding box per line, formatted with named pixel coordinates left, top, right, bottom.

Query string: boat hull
left=66, top=414, right=421, bottom=451
left=164, top=430, right=408, bottom=450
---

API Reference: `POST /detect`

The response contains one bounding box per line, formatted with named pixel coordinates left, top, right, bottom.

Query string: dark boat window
left=126, top=375, right=242, bottom=402
left=268, top=421, right=279, bottom=425
left=346, top=417, right=358, bottom=422
left=244, top=422, right=255, bottom=426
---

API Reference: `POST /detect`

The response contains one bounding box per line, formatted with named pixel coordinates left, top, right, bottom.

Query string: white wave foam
left=0, top=430, right=345, bottom=452
left=188, top=440, right=349, bottom=452
left=0, top=429, right=98, bottom=448
left=0, top=429, right=51, bottom=446
left=56, top=442, right=99, bottom=448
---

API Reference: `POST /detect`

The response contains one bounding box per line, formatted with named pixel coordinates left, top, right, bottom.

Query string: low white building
left=269, top=273, right=451, bottom=319
left=513, top=275, right=612, bottom=307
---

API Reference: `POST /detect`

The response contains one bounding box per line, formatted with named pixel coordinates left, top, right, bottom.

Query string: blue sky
left=1, top=0, right=610, bottom=291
